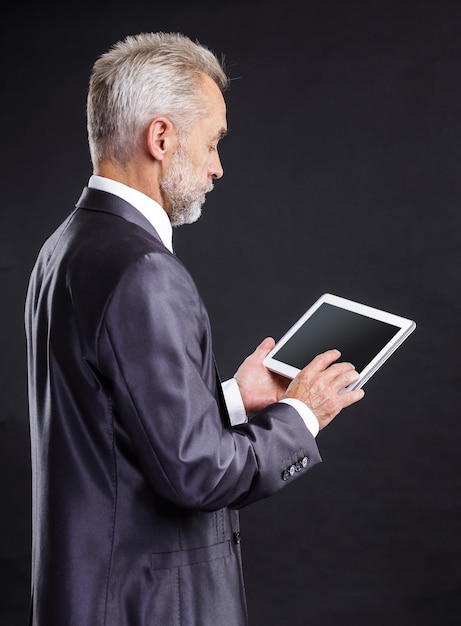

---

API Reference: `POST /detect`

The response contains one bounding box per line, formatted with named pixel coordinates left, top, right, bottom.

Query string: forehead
left=196, top=73, right=227, bottom=135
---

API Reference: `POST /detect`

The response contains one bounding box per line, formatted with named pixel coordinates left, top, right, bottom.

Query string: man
left=25, top=32, right=364, bottom=625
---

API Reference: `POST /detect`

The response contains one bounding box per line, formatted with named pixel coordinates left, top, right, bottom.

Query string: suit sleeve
left=98, top=251, right=322, bottom=511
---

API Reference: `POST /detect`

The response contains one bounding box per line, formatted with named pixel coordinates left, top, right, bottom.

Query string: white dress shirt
left=88, top=175, right=319, bottom=437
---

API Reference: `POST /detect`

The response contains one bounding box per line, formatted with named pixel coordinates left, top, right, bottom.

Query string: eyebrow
left=215, top=128, right=228, bottom=141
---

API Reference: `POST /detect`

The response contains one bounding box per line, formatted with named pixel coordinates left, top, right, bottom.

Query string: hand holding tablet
left=263, top=293, right=416, bottom=393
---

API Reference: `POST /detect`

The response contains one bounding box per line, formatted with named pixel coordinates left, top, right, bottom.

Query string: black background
left=2, top=1, right=461, bottom=624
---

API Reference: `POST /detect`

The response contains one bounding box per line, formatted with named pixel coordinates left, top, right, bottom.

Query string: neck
left=95, top=160, right=164, bottom=207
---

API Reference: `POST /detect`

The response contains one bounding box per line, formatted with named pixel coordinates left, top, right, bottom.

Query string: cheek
left=197, top=155, right=212, bottom=179
left=187, top=145, right=213, bottom=180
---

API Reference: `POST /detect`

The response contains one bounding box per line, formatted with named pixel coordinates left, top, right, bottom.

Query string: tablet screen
left=271, top=302, right=401, bottom=373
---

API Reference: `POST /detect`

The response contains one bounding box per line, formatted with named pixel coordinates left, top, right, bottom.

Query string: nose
left=209, top=152, right=224, bottom=180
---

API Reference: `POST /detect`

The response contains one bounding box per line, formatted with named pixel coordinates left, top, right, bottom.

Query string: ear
left=146, top=117, right=177, bottom=161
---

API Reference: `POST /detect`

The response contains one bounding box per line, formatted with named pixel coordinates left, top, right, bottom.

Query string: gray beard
left=169, top=196, right=204, bottom=227
left=160, top=147, right=213, bottom=227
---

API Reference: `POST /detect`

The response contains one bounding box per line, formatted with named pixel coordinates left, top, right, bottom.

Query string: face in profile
left=160, top=75, right=227, bottom=227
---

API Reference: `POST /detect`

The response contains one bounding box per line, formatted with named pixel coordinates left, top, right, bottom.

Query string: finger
left=339, top=387, right=365, bottom=408
left=320, top=360, right=358, bottom=382
left=256, top=336, right=276, bottom=356
left=304, top=349, right=342, bottom=372
left=330, top=365, right=361, bottom=394
left=295, top=360, right=360, bottom=404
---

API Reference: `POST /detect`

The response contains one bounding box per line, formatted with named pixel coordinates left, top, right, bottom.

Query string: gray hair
left=87, top=32, right=229, bottom=166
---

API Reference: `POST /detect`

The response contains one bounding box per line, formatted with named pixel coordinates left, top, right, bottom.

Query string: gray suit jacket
left=25, top=187, right=322, bottom=625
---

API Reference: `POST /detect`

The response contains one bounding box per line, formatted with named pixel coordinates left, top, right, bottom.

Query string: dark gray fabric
left=25, top=188, right=321, bottom=625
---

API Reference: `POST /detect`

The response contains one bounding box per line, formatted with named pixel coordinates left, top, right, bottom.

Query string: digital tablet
left=263, top=293, right=416, bottom=392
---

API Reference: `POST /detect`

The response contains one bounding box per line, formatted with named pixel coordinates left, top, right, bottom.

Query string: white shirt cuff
left=221, top=378, right=248, bottom=425
left=221, top=380, right=319, bottom=436
left=279, top=398, right=319, bottom=437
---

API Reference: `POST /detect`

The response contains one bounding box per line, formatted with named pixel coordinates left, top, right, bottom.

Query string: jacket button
left=234, top=532, right=241, bottom=544
left=302, top=456, right=308, bottom=467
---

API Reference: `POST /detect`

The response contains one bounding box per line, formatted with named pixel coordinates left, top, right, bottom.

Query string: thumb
left=256, top=336, right=276, bottom=355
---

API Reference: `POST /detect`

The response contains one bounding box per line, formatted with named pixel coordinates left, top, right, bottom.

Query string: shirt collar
left=88, top=175, right=173, bottom=253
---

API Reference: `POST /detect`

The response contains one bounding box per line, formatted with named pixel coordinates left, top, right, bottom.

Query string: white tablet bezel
left=263, top=293, right=416, bottom=391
